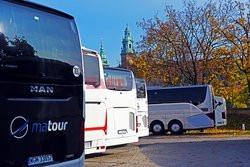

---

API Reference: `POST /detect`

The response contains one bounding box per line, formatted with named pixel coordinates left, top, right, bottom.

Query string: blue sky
left=31, top=0, right=179, bottom=66
left=32, top=0, right=247, bottom=66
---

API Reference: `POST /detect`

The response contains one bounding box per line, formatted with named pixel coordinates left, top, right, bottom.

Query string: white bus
left=104, top=67, right=138, bottom=146
left=82, top=47, right=107, bottom=154
left=214, top=96, right=227, bottom=126
left=0, top=1, right=84, bottom=166
left=136, top=79, right=149, bottom=137
left=147, top=85, right=215, bottom=135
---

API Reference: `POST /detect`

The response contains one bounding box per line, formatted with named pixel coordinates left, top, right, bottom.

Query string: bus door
left=136, top=79, right=149, bottom=137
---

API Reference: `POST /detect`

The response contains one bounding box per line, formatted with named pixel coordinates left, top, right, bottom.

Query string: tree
left=129, top=51, right=180, bottom=86
left=9, top=36, right=37, bottom=57
left=0, top=33, right=9, bottom=59
left=136, top=1, right=228, bottom=85
left=212, top=0, right=250, bottom=97
left=130, top=0, right=249, bottom=107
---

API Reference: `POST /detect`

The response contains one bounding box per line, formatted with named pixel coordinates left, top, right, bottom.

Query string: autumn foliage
left=129, top=0, right=249, bottom=108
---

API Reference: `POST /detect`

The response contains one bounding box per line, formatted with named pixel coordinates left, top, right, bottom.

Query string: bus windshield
left=0, top=1, right=82, bottom=85
left=104, top=68, right=133, bottom=91
left=83, top=55, right=100, bottom=87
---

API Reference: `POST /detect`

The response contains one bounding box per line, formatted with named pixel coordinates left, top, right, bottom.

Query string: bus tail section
left=82, top=47, right=107, bottom=155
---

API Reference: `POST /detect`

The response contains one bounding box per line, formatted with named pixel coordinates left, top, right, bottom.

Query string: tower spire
left=120, top=24, right=135, bottom=68
left=99, top=40, right=110, bottom=67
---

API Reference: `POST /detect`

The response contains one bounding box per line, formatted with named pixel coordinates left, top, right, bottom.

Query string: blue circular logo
left=10, top=116, right=29, bottom=139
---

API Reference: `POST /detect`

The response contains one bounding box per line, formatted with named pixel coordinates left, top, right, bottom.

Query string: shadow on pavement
left=139, top=139, right=250, bottom=167
left=85, top=144, right=128, bottom=159
left=85, top=152, right=112, bottom=159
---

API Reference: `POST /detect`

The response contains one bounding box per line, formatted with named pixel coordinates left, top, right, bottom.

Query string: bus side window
left=192, top=101, right=200, bottom=106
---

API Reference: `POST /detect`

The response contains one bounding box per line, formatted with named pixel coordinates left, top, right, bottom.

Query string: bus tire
left=150, top=121, right=165, bottom=135
left=168, top=120, right=183, bottom=135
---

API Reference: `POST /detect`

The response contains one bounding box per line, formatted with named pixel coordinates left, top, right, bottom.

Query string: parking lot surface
left=85, top=135, right=250, bottom=167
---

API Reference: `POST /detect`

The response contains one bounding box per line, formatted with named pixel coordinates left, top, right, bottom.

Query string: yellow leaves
left=237, top=17, right=246, bottom=26
left=209, top=16, right=215, bottom=22
left=209, top=16, right=220, bottom=28
left=230, top=46, right=238, bottom=54
left=215, top=48, right=230, bottom=55
left=242, top=37, right=248, bottom=43
left=147, top=36, right=155, bottom=46
left=167, top=50, right=174, bottom=57
left=227, top=24, right=235, bottom=29
left=213, top=28, right=221, bottom=34
left=225, top=33, right=236, bottom=41
left=211, top=21, right=220, bottom=27
left=212, top=35, right=220, bottom=40
left=128, top=59, right=133, bottom=65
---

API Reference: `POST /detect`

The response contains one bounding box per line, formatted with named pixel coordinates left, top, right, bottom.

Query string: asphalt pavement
left=85, top=135, right=250, bottom=167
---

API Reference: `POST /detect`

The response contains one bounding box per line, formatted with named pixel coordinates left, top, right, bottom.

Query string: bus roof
left=6, top=0, right=74, bottom=19
left=147, top=85, right=211, bottom=90
left=81, top=46, right=99, bottom=57
left=104, top=67, right=132, bottom=73
left=81, top=46, right=98, bottom=53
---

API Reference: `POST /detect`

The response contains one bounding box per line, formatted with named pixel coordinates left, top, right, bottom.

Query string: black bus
left=0, top=0, right=84, bottom=166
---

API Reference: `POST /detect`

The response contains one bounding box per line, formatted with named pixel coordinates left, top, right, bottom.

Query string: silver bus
left=147, top=85, right=215, bottom=135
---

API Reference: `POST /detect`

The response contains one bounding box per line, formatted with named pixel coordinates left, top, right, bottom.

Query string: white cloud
left=0, top=23, right=4, bottom=34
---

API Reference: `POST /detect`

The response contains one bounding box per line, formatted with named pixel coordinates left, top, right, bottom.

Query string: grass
left=186, top=129, right=250, bottom=136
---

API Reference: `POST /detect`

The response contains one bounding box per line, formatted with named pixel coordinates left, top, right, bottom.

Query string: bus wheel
left=168, top=120, right=183, bottom=135
left=150, top=121, right=165, bottom=135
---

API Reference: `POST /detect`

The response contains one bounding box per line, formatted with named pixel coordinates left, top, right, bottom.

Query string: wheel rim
left=171, top=123, right=180, bottom=132
left=153, top=124, right=162, bottom=133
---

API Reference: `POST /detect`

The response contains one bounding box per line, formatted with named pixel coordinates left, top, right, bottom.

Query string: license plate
left=117, top=129, right=128, bottom=135
left=85, top=141, right=91, bottom=148
left=28, top=154, right=53, bottom=166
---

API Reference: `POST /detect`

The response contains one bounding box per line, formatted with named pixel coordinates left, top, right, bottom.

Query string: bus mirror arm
left=215, top=101, right=223, bottom=108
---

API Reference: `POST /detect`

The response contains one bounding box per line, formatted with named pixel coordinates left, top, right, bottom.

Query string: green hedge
left=219, top=113, right=250, bottom=130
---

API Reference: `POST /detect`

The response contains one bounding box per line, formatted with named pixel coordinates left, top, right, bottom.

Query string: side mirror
left=218, top=101, right=223, bottom=106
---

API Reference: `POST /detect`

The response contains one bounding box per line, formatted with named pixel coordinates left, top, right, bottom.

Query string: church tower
left=121, top=24, right=135, bottom=68
left=99, top=42, right=110, bottom=67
